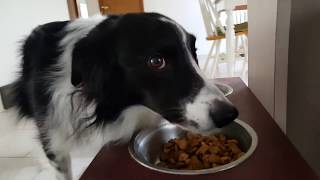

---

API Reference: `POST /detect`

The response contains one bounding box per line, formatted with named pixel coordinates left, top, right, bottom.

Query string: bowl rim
left=214, top=82, right=234, bottom=96
left=128, top=119, right=258, bottom=175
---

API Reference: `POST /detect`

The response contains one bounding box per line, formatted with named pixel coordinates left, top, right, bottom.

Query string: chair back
left=233, top=5, right=248, bottom=25
left=199, top=0, right=225, bottom=37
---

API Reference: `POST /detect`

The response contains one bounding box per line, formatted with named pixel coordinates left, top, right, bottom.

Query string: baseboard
left=0, top=95, right=4, bottom=112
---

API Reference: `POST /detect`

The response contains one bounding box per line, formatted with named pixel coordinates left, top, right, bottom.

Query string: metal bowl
left=215, top=82, right=233, bottom=96
left=128, top=119, right=258, bottom=175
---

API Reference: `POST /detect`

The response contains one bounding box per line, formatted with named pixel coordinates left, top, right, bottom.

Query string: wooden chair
left=231, top=5, right=248, bottom=77
left=199, top=0, right=248, bottom=78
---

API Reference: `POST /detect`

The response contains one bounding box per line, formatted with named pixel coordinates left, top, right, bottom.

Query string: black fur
left=14, top=21, right=69, bottom=163
left=14, top=21, right=68, bottom=118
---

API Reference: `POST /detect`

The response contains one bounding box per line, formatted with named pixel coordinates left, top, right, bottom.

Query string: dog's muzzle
left=209, top=100, right=239, bottom=128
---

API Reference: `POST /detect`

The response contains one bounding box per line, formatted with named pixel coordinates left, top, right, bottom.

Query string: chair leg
left=244, top=35, right=249, bottom=61
left=235, top=35, right=239, bottom=57
left=210, top=40, right=221, bottom=78
left=203, top=41, right=216, bottom=76
left=240, top=35, right=248, bottom=77
left=242, top=62, right=248, bottom=77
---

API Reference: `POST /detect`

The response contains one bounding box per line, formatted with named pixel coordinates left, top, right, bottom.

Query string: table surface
left=80, top=78, right=319, bottom=180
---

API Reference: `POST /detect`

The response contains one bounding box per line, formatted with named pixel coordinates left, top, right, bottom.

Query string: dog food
left=156, top=132, right=244, bottom=170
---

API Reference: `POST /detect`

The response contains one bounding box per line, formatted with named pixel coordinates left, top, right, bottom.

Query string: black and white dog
left=13, top=13, right=238, bottom=179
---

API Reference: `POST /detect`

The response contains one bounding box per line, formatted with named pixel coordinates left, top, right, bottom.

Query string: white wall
left=0, top=0, right=69, bottom=86
left=248, top=0, right=291, bottom=132
left=143, top=0, right=211, bottom=55
left=287, top=0, right=320, bottom=175
left=247, top=0, right=278, bottom=118
left=274, top=0, right=291, bottom=133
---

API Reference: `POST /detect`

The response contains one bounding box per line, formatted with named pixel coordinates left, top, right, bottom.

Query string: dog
left=12, top=13, right=238, bottom=179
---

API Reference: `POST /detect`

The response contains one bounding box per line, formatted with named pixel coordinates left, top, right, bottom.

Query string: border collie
left=13, top=13, right=238, bottom=180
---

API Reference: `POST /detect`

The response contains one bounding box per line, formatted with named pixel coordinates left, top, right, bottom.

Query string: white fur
left=184, top=85, right=226, bottom=130
left=47, top=15, right=107, bottom=155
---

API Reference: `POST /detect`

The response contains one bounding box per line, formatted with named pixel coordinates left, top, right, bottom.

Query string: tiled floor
left=0, top=157, right=40, bottom=180
left=0, top=55, right=248, bottom=180
left=0, top=109, right=98, bottom=180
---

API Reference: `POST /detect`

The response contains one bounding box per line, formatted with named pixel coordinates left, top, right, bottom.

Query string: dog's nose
left=209, top=100, right=239, bottom=128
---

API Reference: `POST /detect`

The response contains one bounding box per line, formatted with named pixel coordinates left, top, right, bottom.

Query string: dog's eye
left=147, top=57, right=166, bottom=70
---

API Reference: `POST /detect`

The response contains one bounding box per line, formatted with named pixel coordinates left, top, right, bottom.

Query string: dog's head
left=72, top=13, right=238, bottom=131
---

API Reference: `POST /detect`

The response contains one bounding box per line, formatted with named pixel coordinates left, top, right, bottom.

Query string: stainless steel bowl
left=129, top=119, right=258, bottom=175
left=215, top=82, right=233, bottom=96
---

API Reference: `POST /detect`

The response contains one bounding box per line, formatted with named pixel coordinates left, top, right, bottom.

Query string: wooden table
left=80, top=78, right=319, bottom=180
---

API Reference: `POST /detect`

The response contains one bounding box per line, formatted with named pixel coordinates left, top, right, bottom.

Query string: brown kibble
left=163, top=151, right=175, bottom=162
left=186, top=132, right=195, bottom=140
left=191, top=146, right=198, bottom=152
left=208, top=154, right=221, bottom=163
left=218, top=144, right=227, bottom=152
left=218, top=134, right=227, bottom=142
left=175, top=162, right=187, bottom=168
left=178, top=152, right=189, bottom=162
left=229, top=143, right=242, bottom=154
left=208, top=146, right=220, bottom=154
left=221, top=156, right=231, bottom=164
left=163, top=147, right=171, bottom=153
left=164, top=141, right=174, bottom=148
left=157, top=132, right=244, bottom=170
left=203, top=161, right=211, bottom=169
left=196, top=142, right=209, bottom=155
left=168, top=157, right=176, bottom=164
left=210, top=135, right=219, bottom=142
left=190, top=138, right=201, bottom=147
left=185, top=145, right=194, bottom=154
left=175, top=138, right=188, bottom=150
left=212, top=163, right=218, bottom=168
left=227, top=139, right=239, bottom=144
left=189, top=156, right=204, bottom=170
left=202, top=154, right=210, bottom=163
left=174, top=144, right=179, bottom=152
left=163, top=141, right=174, bottom=153
left=160, top=153, right=168, bottom=161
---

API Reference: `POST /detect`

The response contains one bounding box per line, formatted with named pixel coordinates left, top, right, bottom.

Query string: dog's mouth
left=159, top=108, right=213, bottom=132
left=162, top=115, right=208, bottom=133
left=178, top=120, right=200, bottom=130
left=160, top=108, right=221, bottom=133
left=169, top=119, right=217, bottom=135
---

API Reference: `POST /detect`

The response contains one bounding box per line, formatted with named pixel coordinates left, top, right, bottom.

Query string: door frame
left=98, top=0, right=144, bottom=14
left=67, top=0, right=79, bottom=20
left=247, top=0, right=291, bottom=133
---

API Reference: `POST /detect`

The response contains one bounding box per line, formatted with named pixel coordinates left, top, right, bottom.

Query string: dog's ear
left=71, top=46, right=84, bottom=86
left=188, top=34, right=199, bottom=65
left=71, top=37, right=113, bottom=87
left=71, top=40, right=91, bottom=87
left=71, top=17, right=119, bottom=87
